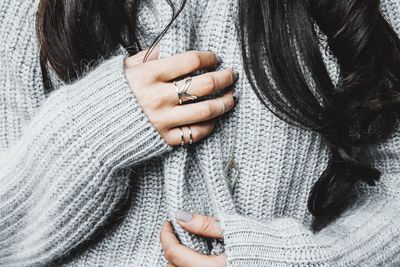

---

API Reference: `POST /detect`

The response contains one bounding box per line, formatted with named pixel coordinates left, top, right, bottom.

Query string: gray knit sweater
left=1, top=0, right=400, bottom=266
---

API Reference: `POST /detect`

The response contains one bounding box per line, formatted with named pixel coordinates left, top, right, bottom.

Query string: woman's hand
left=124, top=46, right=238, bottom=146
left=160, top=212, right=226, bottom=267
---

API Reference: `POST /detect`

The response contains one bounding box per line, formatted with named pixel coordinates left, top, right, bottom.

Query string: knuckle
left=188, top=51, right=202, bottom=69
left=140, top=68, right=157, bottom=81
left=126, top=67, right=151, bottom=84
left=139, top=90, right=164, bottom=111
left=164, top=246, right=177, bottom=262
left=202, top=75, right=216, bottom=92
left=199, top=104, right=213, bottom=120
left=148, top=96, right=164, bottom=110
left=200, top=216, right=214, bottom=233
left=131, top=65, right=155, bottom=81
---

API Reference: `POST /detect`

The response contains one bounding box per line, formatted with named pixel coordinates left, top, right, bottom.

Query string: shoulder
left=0, top=0, right=44, bottom=118
left=0, top=0, right=39, bottom=49
left=0, top=0, right=40, bottom=66
left=0, top=0, right=38, bottom=28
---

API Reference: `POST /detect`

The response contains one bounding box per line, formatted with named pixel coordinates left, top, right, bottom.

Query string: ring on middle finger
left=174, top=77, right=198, bottom=105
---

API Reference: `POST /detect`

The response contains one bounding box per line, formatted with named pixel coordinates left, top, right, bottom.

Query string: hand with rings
left=124, top=45, right=239, bottom=146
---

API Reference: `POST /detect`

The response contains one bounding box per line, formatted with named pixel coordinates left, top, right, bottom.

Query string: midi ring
left=174, top=77, right=198, bottom=105
left=217, top=98, right=225, bottom=116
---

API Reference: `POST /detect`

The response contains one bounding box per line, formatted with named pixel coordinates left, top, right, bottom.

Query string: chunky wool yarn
left=1, top=0, right=400, bottom=266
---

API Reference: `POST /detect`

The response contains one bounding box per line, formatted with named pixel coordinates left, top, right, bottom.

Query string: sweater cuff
left=67, top=54, right=173, bottom=166
left=217, top=212, right=316, bottom=266
left=217, top=212, right=263, bottom=266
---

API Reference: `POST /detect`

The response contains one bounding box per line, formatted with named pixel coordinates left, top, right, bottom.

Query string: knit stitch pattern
left=1, top=0, right=400, bottom=266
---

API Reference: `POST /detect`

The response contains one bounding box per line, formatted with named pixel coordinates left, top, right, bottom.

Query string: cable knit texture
left=1, top=0, right=400, bottom=266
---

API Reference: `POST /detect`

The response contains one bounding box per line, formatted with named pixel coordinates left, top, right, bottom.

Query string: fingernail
left=216, top=55, right=223, bottom=65
left=233, top=71, right=239, bottom=82
left=176, top=210, right=193, bottom=223
left=233, top=90, right=240, bottom=103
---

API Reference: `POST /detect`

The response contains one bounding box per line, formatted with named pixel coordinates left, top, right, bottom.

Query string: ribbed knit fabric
left=1, top=0, right=400, bottom=266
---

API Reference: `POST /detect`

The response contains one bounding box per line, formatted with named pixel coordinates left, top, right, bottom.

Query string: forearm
left=0, top=54, right=172, bottom=266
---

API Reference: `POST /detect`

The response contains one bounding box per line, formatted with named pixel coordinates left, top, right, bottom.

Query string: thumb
left=175, top=211, right=223, bottom=239
left=125, top=44, right=160, bottom=68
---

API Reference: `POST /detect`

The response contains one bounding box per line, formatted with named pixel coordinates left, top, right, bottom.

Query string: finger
left=160, top=221, right=224, bottom=267
left=175, top=211, right=223, bottom=239
left=164, top=120, right=216, bottom=146
left=143, top=45, right=161, bottom=62
left=125, top=45, right=160, bottom=68
left=164, top=68, right=238, bottom=105
left=167, top=91, right=235, bottom=127
left=167, top=264, right=177, bottom=267
left=144, top=50, right=221, bottom=81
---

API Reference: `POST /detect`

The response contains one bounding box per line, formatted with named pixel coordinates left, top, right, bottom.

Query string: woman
left=1, top=0, right=400, bottom=266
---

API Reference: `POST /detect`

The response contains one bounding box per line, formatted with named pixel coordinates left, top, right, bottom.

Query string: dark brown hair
left=37, top=0, right=400, bottom=225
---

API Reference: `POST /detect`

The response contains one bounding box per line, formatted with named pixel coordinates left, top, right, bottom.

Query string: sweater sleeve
left=0, top=54, right=173, bottom=266
left=217, top=131, right=400, bottom=266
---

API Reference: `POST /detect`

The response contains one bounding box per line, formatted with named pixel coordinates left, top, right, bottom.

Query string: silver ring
left=187, top=126, right=193, bottom=145
left=174, top=77, right=198, bottom=105
left=217, top=98, right=225, bottom=116
left=179, top=127, right=185, bottom=146
left=181, top=77, right=192, bottom=94
left=174, top=81, right=181, bottom=105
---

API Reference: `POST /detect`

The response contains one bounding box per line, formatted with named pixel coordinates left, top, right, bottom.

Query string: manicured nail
left=176, top=210, right=193, bottom=223
left=233, top=90, right=240, bottom=103
left=216, top=55, right=223, bottom=65
left=233, top=71, right=239, bottom=82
